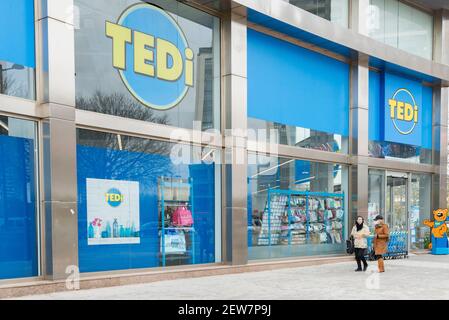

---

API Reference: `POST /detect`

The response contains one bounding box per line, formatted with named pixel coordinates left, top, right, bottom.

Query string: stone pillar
left=37, top=0, right=78, bottom=280
left=222, top=5, right=248, bottom=265
left=433, top=9, right=449, bottom=210
left=350, top=52, right=370, bottom=222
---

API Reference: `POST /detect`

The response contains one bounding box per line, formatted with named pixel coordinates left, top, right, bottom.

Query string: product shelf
left=158, top=176, right=195, bottom=267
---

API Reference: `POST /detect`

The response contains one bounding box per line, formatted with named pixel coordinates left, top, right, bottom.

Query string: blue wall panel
left=422, top=85, right=433, bottom=150
left=0, top=0, right=35, bottom=68
left=248, top=29, right=350, bottom=136
left=369, top=71, right=382, bottom=142
left=0, top=135, right=38, bottom=280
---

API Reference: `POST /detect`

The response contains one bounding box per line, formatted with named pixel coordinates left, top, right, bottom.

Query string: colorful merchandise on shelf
left=158, top=177, right=196, bottom=266
left=257, top=189, right=345, bottom=246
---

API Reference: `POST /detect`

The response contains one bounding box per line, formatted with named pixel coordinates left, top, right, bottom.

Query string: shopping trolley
left=365, top=231, right=408, bottom=260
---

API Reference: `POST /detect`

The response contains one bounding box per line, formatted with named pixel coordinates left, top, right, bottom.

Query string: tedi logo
left=106, top=3, right=194, bottom=110
left=388, top=88, right=418, bottom=135
left=105, top=188, right=124, bottom=207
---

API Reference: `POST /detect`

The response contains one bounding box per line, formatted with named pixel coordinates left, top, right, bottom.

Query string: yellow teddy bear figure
left=423, top=209, right=449, bottom=255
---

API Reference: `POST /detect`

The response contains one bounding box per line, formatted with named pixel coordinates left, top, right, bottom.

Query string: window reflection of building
left=195, top=48, right=214, bottom=131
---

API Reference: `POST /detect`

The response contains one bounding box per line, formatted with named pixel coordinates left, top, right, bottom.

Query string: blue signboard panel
left=0, top=0, right=35, bottom=68
left=248, top=29, right=350, bottom=136
left=383, top=72, right=423, bottom=147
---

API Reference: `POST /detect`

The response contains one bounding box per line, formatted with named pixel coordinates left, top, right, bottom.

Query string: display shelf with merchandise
left=257, top=189, right=345, bottom=247
left=158, top=177, right=196, bottom=267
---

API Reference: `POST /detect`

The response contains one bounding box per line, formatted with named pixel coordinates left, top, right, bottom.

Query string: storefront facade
left=0, top=0, right=448, bottom=283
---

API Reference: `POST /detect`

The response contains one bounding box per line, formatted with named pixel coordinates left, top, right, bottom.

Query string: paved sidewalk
left=12, top=254, right=449, bottom=300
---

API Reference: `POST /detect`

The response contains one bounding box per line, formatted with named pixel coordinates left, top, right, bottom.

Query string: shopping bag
left=162, top=230, right=186, bottom=255
left=172, top=206, right=193, bottom=226
left=346, top=236, right=354, bottom=254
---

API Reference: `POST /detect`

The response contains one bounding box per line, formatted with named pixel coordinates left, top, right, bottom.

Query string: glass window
left=368, top=0, right=433, bottom=60
left=247, top=153, right=348, bottom=260
left=368, top=169, right=385, bottom=228
left=77, top=129, right=220, bottom=272
left=0, top=116, right=38, bottom=279
left=410, top=173, right=431, bottom=250
left=74, top=0, right=220, bottom=131
left=286, top=0, right=349, bottom=27
left=0, top=0, right=35, bottom=100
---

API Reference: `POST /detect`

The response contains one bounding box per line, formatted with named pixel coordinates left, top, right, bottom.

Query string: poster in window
left=86, top=178, right=140, bottom=245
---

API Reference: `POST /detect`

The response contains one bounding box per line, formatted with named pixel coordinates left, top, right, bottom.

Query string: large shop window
left=248, top=29, right=349, bottom=154
left=77, top=129, right=220, bottom=272
left=369, top=70, right=432, bottom=163
left=368, top=0, right=433, bottom=60
left=247, top=153, right=348, bottom=260
left=286, top=0, right=349, bottom=27
left=74, top=0, right=220, bottom=131
left=0, top=0, right=35, bottom=100
left=0, top=116, right=38, bottom=280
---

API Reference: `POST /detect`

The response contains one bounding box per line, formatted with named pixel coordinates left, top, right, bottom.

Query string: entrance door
left=385, top=172, right=409, bottom=247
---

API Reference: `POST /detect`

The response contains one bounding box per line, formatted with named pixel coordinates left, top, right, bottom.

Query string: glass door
left=386, top=173, right=408, bottom=232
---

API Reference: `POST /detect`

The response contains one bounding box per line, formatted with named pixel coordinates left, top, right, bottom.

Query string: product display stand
left=257, top=189, right=345, bottom=247
left=158, top=177, right=195, bottom=267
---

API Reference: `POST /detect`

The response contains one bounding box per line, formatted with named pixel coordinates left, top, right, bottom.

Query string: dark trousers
left=354, top=248, right=368, bottom=270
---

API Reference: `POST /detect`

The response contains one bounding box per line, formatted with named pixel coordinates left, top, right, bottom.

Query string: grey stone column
left=350, top=0, right=370, bottom=35
left=222, top=5, right=248, bottom=265
left=349, top=53, right=370, bottom=222
left=37, top=0, right=78, bottom=280
left=433, top=9, right=449, bottom=210
left=349, top=0, right=370, bottom=222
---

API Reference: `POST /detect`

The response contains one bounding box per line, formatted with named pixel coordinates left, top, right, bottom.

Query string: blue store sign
left=105, top=3, right=194, bottom=110
left=383, top=72, right=422, bottom=146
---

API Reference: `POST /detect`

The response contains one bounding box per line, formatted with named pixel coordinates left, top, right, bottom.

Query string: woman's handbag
left=369, top=248, right=377, bottom=261
left=346, top=236, right=355, bottom=254
left=172, top=206, right=193, bottom=226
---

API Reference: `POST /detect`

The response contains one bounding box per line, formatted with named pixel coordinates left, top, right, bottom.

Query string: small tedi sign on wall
left=86, top=178, right=140, bottom=245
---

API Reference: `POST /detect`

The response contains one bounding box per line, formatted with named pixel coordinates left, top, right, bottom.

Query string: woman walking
left=350, top=216, right=370, bottom=272
left=373, top=215, right=389, bottom=273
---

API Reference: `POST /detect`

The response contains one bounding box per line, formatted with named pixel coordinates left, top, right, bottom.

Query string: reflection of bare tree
left=77, top=91, right=169, bottom=125
left=77, top=92, right=174, bottom=181
left=1, top=74, right=28, bottom=99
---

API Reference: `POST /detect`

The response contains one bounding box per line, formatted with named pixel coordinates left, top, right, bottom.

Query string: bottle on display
left=106, top=221, right=112, bottom=238
left=113, top=218, right=119, bottom=238
left=88, top=223, right=94, bottom=239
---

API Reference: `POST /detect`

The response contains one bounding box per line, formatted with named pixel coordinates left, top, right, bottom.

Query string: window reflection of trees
left=77, top=92, right=176, bottom=181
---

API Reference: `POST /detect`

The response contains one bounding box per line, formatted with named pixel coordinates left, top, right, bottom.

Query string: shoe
left=363, top=265, right=368, bottom=271
left=355, top=268, right=362, bottom=272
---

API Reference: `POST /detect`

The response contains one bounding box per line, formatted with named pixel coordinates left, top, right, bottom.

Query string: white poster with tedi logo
left=86, top=178, right=140, bottom=245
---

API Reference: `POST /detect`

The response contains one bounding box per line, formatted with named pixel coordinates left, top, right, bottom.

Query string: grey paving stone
left=10, top=254, right=449, bottom=300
